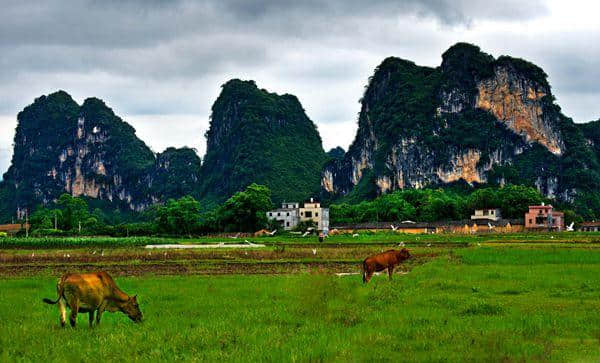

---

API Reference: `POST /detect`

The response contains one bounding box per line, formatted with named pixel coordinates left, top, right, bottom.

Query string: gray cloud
left=0, top=0, right=547, bottom=49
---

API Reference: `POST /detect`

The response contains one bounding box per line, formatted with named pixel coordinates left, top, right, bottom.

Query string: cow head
left=121, top=295, right=143, bottom=323
left=397, top=248, right=411, bottom=261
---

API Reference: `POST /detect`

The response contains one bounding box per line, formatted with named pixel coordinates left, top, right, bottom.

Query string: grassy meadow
left=2, top=246, right=600, bottom=361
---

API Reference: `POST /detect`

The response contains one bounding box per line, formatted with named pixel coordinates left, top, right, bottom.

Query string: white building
left=471, top=208, right=501, bottom=221
left=267, top=203, right=300, bottom=230
left=266, top=199, right=329, bottom=231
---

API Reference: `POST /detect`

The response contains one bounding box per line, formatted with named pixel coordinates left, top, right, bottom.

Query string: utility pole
left=78, top=221, right=81, bottom=234
left=54, top=213, right=58, bottom=230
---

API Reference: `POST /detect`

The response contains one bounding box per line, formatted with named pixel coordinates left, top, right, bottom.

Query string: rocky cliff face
left=0, top=91, right=201, bottom=219
left=199, top=79, right=327, bottom=205
left=322, top=43, right=596, bottom=205
left=475, top=66, right=563, bottom=155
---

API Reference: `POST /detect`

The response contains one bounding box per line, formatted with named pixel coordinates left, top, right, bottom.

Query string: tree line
left=28, top=184, right=274, bottom=237
left=331, top=185, right=580, bottom=225
left=22, top=184, right=581, bottom=237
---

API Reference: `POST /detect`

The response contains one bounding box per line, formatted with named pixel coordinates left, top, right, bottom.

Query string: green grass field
left=2, top=247, right=600, bottom=361
left=3, top=231, right=600, bottom=249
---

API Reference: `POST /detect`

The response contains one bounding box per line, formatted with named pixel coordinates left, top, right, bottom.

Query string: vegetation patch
left=461, top=301, right=504, bottom=316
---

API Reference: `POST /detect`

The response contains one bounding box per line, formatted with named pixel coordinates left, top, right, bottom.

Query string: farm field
left=2, top=240, right=600, bottom=361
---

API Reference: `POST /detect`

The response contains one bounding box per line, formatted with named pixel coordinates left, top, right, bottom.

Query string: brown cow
left=43, top=272, right=142, bottom=327
left=362, top=249, right=411, bottom=283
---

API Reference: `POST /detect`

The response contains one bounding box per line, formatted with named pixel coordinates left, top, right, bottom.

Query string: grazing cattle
left=362, top=249, right=411, bottom=284
left=43, top=272, right=142, bottom=327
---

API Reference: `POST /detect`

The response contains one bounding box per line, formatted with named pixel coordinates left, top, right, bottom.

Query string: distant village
left=265, top=201, right=600, bottom=234
left=3, top=200, right=600, bottom=236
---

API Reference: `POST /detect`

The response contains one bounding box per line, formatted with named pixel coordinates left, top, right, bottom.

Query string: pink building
left=524, top=204, right=564, bottom=231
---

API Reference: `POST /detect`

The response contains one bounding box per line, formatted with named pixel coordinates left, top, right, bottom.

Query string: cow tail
left=42, top=297, right=59, bottom=305
left=43, top=276, right=65, bottom=304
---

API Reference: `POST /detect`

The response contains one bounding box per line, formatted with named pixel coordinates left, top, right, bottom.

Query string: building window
left=315, top=212, right=318, bottom=217
left=529, top=219, right=532, bottom=224
left=490, top=210, right=494, bottom=215
left=277, top=212, right=280, bottom=217
left=269, top=213, right=272, bottom=217
left=300, top=212, right=303, bottom=216
left=287, top=212, right=289, bottom=216
left=286, top=222, right=290, bottom=227
left=305, top=211, right=312, bottom=218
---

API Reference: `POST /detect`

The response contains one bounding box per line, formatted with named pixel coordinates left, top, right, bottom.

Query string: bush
left=31, top=229, right=66, bottom=237
left=293, top=220, right=317, bottom=232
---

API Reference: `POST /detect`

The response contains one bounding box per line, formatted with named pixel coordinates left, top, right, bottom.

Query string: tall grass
left=0, top=236, right=173, bottom=249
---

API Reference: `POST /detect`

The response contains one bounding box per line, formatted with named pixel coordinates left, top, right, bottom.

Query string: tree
left=216, top=184, right=273, bottom=232
left=57, top=194, right=91, bottom=231
left=156, top=196, right=202, bottom=236
left=30, top=207, right=59, bottom=230
left=496, top=185, right=543, bottom=219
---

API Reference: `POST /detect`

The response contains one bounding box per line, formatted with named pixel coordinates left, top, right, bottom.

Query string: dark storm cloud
left=0, top=0, right=547, bottom=48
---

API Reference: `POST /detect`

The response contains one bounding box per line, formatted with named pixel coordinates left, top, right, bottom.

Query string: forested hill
left=0, top=81, right=328, bottom=221
left=0, top=91, right=202, bottom=222
left=198, top=79, right=327, bottom=206
left=322, top=43, right=600, bottom=218
left=3, top=43, right=600, bottom=221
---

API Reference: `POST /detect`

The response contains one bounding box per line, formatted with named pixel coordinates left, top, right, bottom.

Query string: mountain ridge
left=2, top=43, right=600, bottom=221
left=322, top=43, right=600, bottom=218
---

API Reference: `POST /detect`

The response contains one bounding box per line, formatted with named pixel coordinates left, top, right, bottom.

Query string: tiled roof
left=580, top=221, right=600, bottom=227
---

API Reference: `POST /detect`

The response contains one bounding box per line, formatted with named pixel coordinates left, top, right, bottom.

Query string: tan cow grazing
left=362, top=249, right=411, bottom=284
left=43, top=272, right=143, bottom=327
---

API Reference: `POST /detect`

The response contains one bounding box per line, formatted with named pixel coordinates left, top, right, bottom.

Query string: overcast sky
left=1, top=0, right=599, bottom=176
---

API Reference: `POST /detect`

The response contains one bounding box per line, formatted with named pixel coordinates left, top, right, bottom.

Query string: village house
left=578, top=221, right=600, bottom=232
left=471, top=208, right=501, bottom=221
left=0, top=223, right=29, bottom=236
left=524, top=203, right=564, bottom=231
left=266, top=202, right=300, bottom=230
left=331, top=219, right=524, bottom=235
left=266, top=199, right=329, bottom=231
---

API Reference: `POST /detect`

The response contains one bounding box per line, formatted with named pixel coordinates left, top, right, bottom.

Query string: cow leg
left=96, top=310, right=103, bottom=326
left=88, top=311, right=95, bottom=328
left=68, top=298, right=79, bottom=327
left=388, top=265, right=395, bottom=280
left=365, top=269, right=374, bottom=284
left=96, top=302, right=106, bottom=326
left=58, top=298, right=67, bottom=328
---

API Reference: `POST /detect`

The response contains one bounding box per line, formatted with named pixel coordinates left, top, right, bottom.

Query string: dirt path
left=0, top=247, right=434, bottom=277
left=0, top=261, right=369, bottom=277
